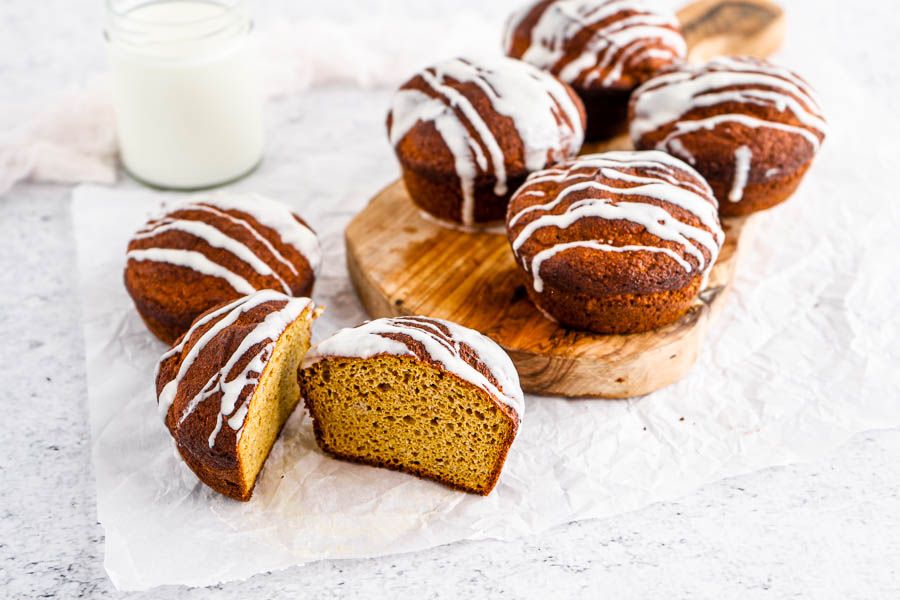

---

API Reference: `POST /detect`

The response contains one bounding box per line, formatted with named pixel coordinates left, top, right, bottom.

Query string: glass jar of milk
left=105, top=0, right=264, bottom=189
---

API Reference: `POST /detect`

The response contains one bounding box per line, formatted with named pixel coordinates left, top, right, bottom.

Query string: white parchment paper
left=73, top=8, right=900, bottom=589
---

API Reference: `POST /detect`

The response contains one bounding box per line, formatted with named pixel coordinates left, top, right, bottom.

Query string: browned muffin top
left=303, top=316, right=524, bottom=417
left=629, top=56, right=827, bottom=203
left=504, top=0, right=686, bottom=92
left=506, top=150, right=724, bottom=296
left=124, top=193, right=320, bottom=342
left=387, top=57, right=585, bottom=226
left=156, top=290, right=316, bottom=467
left=127, top=193, right=320, bottom=295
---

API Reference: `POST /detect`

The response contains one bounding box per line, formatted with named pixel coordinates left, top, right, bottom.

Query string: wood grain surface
left=345, top=0, right=782, bottom=397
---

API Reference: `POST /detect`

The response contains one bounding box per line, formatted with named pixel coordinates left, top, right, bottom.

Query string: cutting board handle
left=678, top=0, right=786, bottom=62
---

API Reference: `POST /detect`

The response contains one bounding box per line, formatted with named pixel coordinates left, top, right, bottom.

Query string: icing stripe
left=159, top=292, right=278, bottom=420
left=512, top=197, right=717, bottom=271
left=419, top=65, right=508, bottom=225
left=128, top=194, right=321, bottom=298
left=631, top=70, right=826, bottom=139
left=157, top=290, right=315, bottom=448
left=518, top=151, right=716, bottom=196
left=154, top=295, right=249, bottom=386
left=135, top=218, right=292, bottom=293
left=127, top=248, right=255, bottom=295
left=658, top=113, right=822, bottom=152
left=205, top=193, right=322, bottom=275
left=304, top=316, right=524, bottom=417
left=186, top=203, right=301, bottom=277
left=729, top=145, right=753, bottom=202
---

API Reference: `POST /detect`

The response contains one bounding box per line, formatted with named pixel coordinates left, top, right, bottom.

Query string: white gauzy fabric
left=0, top=79, right=117, bottom=195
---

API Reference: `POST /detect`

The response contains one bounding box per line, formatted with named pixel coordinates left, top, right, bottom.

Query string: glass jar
left=105, top=0, right=264, bottom=190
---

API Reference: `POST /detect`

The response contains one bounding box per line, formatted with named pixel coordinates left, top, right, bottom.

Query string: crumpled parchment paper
left=72, top=13, right=900, bottom=589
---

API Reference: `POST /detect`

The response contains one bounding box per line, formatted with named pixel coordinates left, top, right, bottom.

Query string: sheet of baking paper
left=73, top=22, right=900, bottom=593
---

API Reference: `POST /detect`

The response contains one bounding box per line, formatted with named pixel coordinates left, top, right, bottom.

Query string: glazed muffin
left=506, top=150, right=724, bottom=334
left=386, top=56, right=585, bottom=228
left=125, top=193, right=321, bottom=344
left=629, top=56, right=827, bottom=217
left=157, top=290, right=320, bottom=501
left=504, top=0, right=686, bottom=141
left=299, top=316, right=523, bottom=495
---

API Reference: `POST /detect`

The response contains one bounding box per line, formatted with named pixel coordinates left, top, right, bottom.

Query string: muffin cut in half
left=504, top=0, right=687, bottom=141
left=156, top=290, right=320, bottom=501
left=298, top=316, right=523, bottom=495
left=387, top=56, right=585, bottom=228
left=126, top=192, right=321, bottom=344
left=506, top=150, right=724, bottom=334
left=629, top=56, right=827, bottom=217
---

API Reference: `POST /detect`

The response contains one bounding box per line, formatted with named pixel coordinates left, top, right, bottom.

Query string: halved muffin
left=298, top=316, right=523, bottom=495
left=156, top=290, right=320, bottom=501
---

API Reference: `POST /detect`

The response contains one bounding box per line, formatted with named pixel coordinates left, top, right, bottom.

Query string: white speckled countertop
left=2, top=0, right=899, bottom=597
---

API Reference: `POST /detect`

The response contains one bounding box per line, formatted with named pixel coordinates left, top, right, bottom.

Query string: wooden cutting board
left=345, top=0, right=783, bottom=398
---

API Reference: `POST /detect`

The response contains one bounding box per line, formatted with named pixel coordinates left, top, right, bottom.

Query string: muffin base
left=711, top=163, right=811, bottom=218
left=525, top=275, right=704, bottom=335
left=128, top=293, right=195, bottom=345
left=401, top=166, right=525, bottom=227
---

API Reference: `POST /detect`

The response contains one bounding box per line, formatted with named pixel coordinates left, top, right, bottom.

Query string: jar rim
left=105, top=0, right=252, bottom=56
left=106, top=0, right=248, bottom=25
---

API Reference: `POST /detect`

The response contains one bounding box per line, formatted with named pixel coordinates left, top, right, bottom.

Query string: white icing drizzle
left=518, top=150, right=714, bottom=197
left=666, top=138, right=695, bottom=164
left=729, top=145, right=753, bottom=202
left=128, top=193, right=321, bottom=296
left=135, top=218, right=292, bottom=293
left=658, top=113, right=822, bottom=153
left=155, top=295, right=248, bottom=396
left=388, top=57, right=584, bottom=226
left=630, top=57, right=826, bottom=192
left=157, top=290, right=315, bottom=448
left=303, top=316, right=524, bottom=417
left=185, top=203, right=300, bottom=277
left=507, top=150, right=723, bottom=293
left=127, top=248, right=256, bottom=294
left=504, top=0, right=686, bottom=88
left=202, top=193, right=322, bottom=276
